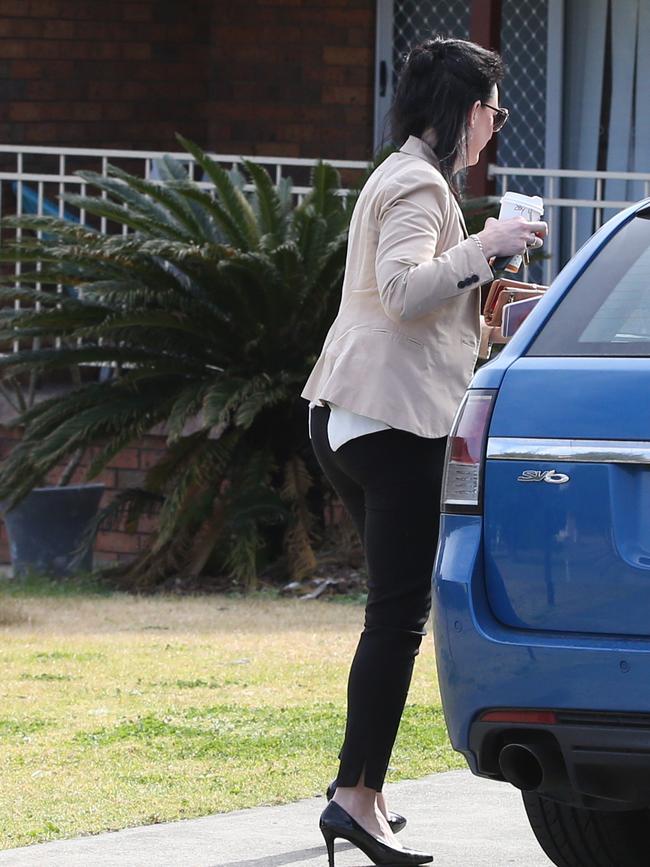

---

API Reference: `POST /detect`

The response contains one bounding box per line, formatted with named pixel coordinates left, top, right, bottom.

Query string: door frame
left=373, top=0, right=394, bottom=151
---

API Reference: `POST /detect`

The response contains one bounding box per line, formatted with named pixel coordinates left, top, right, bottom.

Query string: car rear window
left=529, top=212, right=650, bottom=356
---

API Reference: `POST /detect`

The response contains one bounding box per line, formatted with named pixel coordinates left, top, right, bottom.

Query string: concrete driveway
left=0, top=770, right=554, bottom=867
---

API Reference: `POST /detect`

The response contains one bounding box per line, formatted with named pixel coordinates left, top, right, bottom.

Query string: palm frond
left=303, top=162, right=343, bottom=222
left=59, top=193, right=195, bottom=242
left=105, top=164, right=214, bottom=241
left=175, top=134, right=260, bottom=250
left=1, top=214, right=102, bottom=241
left=0, top=141, right=361, bottom=589
left=151, top=435, right=236, bottom=549
left=243, top=159, right=287, bottom=246
left=166, top=381, right=211, bottom=443
left=222, top=524, right=261, bottom=590
left=282, top=455, right=317, bottom=582
left=75, top=171, right=181, bottom=230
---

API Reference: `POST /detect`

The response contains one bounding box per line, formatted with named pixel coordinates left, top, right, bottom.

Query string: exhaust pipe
left=498, top=742, right=565, bottom=792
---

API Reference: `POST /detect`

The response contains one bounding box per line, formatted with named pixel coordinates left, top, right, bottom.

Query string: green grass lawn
left=0, top=582, right=463, bottom=850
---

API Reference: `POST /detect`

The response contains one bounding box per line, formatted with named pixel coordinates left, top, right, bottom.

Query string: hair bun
left=404, top=39, right=446, bottom=68
left=424, top=38, right=449, bottom=61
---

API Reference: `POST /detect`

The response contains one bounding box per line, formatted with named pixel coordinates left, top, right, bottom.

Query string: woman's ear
left=468, top=99, right=481, bottom=128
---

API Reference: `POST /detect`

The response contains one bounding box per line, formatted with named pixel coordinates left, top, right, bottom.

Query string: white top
left=308, top=402, right=390, bottom=451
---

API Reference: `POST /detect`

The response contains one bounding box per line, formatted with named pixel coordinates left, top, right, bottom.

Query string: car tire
left=522, top=791, right=648, bottom=867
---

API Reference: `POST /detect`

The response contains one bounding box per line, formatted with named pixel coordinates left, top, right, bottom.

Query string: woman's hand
left=476, top=217, right=548, bottom=260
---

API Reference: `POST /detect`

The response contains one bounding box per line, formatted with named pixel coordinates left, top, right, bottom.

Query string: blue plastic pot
left=3, top=484, right=105, bottom=578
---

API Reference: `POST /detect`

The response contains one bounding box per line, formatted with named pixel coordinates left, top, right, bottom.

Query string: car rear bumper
left=469, top=711, right=650, bottom=808
left=432, top=514, right=650, bottom=805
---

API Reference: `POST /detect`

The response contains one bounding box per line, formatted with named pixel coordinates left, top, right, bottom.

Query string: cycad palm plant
left=0, top=136, right=352, bottom=589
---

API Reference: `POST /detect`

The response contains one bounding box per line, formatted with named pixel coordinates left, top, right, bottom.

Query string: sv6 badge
left=518, top=469, right=570, bottom=485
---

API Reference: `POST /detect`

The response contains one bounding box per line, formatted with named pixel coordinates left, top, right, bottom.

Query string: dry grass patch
left=0, top=589, right=461, bottom=850
left=0, top=597, right=31, bottom=627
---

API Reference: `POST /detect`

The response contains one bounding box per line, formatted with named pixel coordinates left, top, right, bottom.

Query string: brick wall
left=0, top=426, right=167, bottom=566
left=210, top=0, right=376, bottom=160
left=0, top=425, right=348, bottom=570
left=0, top=0, right=213, bottom=150
left=0, top=0, right=377, bottom=161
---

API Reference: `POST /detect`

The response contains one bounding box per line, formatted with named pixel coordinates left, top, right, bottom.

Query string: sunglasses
left=482, top=103, right=509, bottom=133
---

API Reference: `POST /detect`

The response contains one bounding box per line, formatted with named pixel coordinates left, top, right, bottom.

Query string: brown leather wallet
left=483, top=278, right=548, bottom=327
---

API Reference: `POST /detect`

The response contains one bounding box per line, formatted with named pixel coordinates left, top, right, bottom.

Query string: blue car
left=433, top=198, right=650, bottom=867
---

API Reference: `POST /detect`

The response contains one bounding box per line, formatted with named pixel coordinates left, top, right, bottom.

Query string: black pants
left=310, top=404, right=447, bottom=791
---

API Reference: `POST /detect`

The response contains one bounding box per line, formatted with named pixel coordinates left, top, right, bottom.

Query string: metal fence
left=2, top=144, right=650, bottom=291
left=0, top=145, right=369, bottom=359
left=0, top=143, right=369, bottom=227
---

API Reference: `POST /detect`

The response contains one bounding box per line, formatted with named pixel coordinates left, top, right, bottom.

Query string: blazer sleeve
left=374, top=174, right=494, bottom=322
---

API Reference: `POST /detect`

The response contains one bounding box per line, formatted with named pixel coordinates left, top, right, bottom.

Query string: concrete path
left=0, top=770, right=554, bottom=867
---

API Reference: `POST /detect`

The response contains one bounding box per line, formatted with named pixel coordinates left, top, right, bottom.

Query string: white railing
left=2, top=145, right=650, bottom=290
left=0, top=145, right=370, bottom=356
left=488, top=165, right=650, bottom=283
left=0, top=144, right=369, bottom=229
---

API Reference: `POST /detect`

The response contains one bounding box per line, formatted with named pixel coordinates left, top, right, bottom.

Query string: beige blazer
left=301, top=136, right=494, bottom=439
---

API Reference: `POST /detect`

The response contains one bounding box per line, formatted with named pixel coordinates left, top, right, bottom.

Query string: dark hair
left=390, top=37, right=504, bottom=198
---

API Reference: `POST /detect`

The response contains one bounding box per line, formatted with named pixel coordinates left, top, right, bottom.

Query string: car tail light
left=441, top=389, right=496, bottom=514
left=479, top=709, right=558, bottom=725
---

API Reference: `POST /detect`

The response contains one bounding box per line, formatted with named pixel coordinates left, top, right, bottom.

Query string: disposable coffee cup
left=492, top=192, right=544, bottom=273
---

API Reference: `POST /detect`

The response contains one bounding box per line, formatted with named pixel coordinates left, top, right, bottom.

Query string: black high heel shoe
left=326, top=778, right=407, bottom=834
left=319, top=801, right=433, bottom=867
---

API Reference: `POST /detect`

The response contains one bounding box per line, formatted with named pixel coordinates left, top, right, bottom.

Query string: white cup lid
left=500, top=191, right=544, bottom=215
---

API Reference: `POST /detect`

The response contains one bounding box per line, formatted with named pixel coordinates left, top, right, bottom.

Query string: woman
left=303, top=37, right=547, bottom=867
